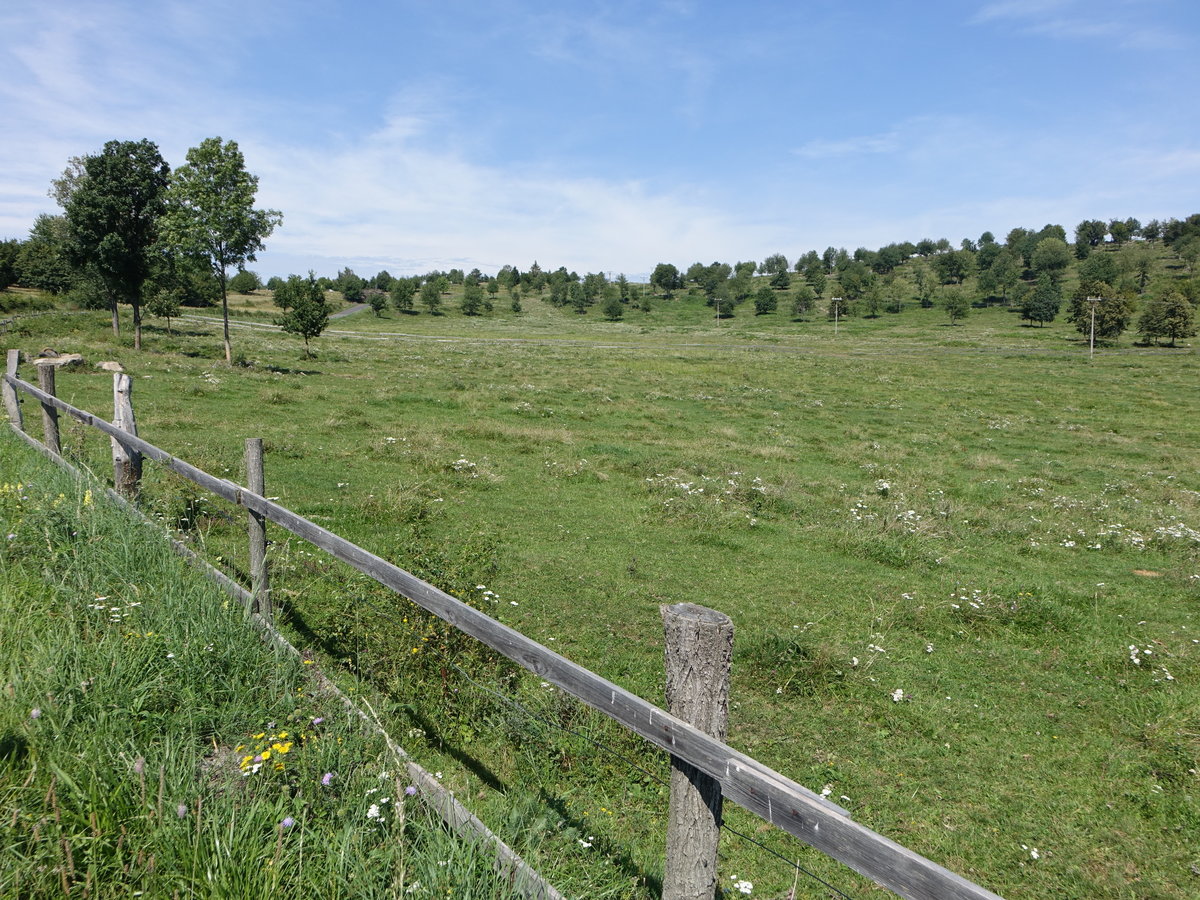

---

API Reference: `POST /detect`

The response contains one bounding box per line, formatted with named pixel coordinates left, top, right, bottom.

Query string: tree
left=1175, top=236, right=1200, bottom=274
left=364, top=288, right=389, bottom=316
left=334, top=267, right=365, bottom=302
left=1067, top=282, right=1133, bottom=343
left=650, top=262, right=680, bottom=298
left=760, top=253, right=788, bottom=275
left=146, top=288, right=180, bottom=334
left=791, top=284, right=816, bottom=319
left=64, top=139, right=170, bottom=348
left=753, top=285, right=777, bottom=315
left=461, top=282, right=485, bottom=316
left=1022, top=273, right=1062, bottom=326
left=769, top=269, right=791, bottom=291
left=1120, top=243, right=1156, bottom=292
left=0, top=239, right=18, bottom=290
left=16, top=215, right=77, bottom=294
left=161, top=137, right=282, bottom=363
left=277, top=273, right=330, bottom=357
left=391, top=277, right=417, bottom=312
left=228, top=269, right=262, bottom=293
left=602, top=292, right=624, bottom=321
left=1107, top=218, right=1132, bottom=246
left=1075, top=219, right=1107, bottom=251
left=1138, top=293, right=1196, bottom=346
left=1031, top=237, right=1071, bottom=283
left=942, top=287, right=970, bottom=325
left=932, top=249, right=975, bottom=285
left=420, top=279, right=442, bottom=314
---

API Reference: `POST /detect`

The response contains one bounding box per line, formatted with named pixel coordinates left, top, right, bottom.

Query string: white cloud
left=972, top=0, right=1185, bottom=49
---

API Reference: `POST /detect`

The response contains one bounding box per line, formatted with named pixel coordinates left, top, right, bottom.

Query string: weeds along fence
left=4, top=349, right=1005, bottom=900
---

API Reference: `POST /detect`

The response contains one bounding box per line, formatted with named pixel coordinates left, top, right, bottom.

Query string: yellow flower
left=260, top=750, right=271, bottom=761
left=83, top=490, right=92, bottom=506
left=254, top=732, right=266, bottom=740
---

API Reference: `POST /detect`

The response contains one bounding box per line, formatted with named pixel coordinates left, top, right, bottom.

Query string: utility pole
left=1087, top=295, right=1103, bottom=361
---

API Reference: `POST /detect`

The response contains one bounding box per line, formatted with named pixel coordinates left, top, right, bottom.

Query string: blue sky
left=2, top=0, right=1198, bottom=280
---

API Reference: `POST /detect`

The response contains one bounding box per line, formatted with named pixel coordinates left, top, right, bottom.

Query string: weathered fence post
left=245, top=437, right=271, bottom=619
left=661, top=603, right=734, bottom=900
left=111, top=372, right=142, bottom=497
left=3, top=349, right=22, bottom=431
left=35, top=361, right=60, bottom=455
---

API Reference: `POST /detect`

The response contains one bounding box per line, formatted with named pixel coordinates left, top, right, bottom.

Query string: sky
left=2, top=0, right=1199, bottom=281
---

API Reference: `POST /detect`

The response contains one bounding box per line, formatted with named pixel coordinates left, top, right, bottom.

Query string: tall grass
left=0, top=431, right=527, bottom=899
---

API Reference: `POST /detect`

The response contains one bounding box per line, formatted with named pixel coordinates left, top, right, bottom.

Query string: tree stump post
left=661, top=602, right=734, bottom=900
left=111, top=373, right=142, bottom=497
left=3, top=349, right=22, bottom=431
left=245, top=437, right=271, bottom=619
left=35, top=361, right=60, bottom=455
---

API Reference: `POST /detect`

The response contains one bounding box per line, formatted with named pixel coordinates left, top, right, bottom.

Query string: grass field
left=3, top=291, right=1199, bottom=899
left=0, top=429, right=531, bottom=899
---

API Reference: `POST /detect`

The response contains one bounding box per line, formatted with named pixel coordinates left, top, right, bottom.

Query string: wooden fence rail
left=4, top=362, right=1005, bottom=900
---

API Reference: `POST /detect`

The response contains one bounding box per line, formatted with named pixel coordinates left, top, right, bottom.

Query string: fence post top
left=661, top=602, right=732, bottom=628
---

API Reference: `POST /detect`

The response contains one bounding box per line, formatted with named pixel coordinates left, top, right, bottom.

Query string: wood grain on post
left=3, top=349, right=22, bottom=431
left=111, top=373, right=142, bottom=497
left=35, top=362, right=60, bottom=455
left=245, top=437, right=271, bottom=619
left=662, top=602, right=733, bottom=900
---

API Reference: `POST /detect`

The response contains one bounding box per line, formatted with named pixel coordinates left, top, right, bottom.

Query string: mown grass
left=0, top=431, right=532, bottom=899
left=3, top=295, right=1199, bottom=899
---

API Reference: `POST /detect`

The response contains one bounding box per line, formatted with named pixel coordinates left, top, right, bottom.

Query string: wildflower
left=311, top=717, right=324, bottom=725
left=730, top=876, right=754, bottom=894
left=134, top=757, right=145, bottom=775
left=29, top=708, right=42, bottom=719
left=280, top=817, right=295, bottom=829
left=405, top=785, right=418, bottom=796
left=434, top=771, right=443, bottom=780
left=322, top=772, right=334, bottom=787
left=578, top=837, right=593, bottom=848
left=367, top=804, right=383, bottom=820
left=176, top=804, right=188, bottom=819
left=891, top=688, right=905, bottom=702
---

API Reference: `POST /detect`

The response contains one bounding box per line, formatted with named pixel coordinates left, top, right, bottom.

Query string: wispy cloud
left=972, top=0, right=1186, bottom=49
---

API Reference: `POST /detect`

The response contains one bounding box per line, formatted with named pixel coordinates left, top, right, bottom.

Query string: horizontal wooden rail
left=5, top=371, right=1004, bottom=900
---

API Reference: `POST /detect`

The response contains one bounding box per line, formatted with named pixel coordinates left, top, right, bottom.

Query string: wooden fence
left=4, top=350, right=1005, bottom=900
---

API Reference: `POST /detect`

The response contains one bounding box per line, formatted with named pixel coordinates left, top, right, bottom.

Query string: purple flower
left=133, top=756, right=145, bottom=775
left=321, top=772, right=334, bottom=787
left=29, top=708, right=42, bottom=719
left=311, top=717, right=324, bottom=725
left=281, top=816, right=295, bottom=829
left=176, top=804, right=188, bottom=819
left=404, top=785, right=418, bottom=796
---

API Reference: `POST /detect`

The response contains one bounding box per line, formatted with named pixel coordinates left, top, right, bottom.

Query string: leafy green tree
left=227, top=269, right=262, bottom=293
left=1067, top=282, right=1133, bottom=342
left=371, top=270, right=394, bottom=292
left=837, top=260, right=873, bottom=299
left=805, top=266, right=827, bottom=298
left=364, top=288, right=388, bottom=316
left=931, top=249, right=975, bottom=284
left=1142, top=219, right=1162, bottom=242
left=1031, top=237, right=1071, bottom=283
left=760, top=253, right=789, bottom=275
left=0, top=239, right=18, bottom=290
left=161, top=137, right=282, bottom=363
left=989, top=247, right=1021, bottom=304
left=266, top=275, right=284, bottom=291
left=615, top=273, right=631, bottom=302
left=1107, top=218, right=1132, bottom=246
left=510, top=290, right=522, bottom=313
left=420, top=279, right=441, bottom=314
left=461, top=282, right=484, bottom=316
left=1175, top=236, right=1200, bottom=274
left=277, top=273, right=330, bottom=357
left=1137, top=292, right=1196, bottom=346
left=146, top=288, right=180, bottom=334
left=391, top=277, right=417, bottom=312
left=486, top=279, right=500, bottom=304
left=827, top=295, right=852, bottom=320
left=1075, top=219, right=1107, bottom=251
left=16, top=215, right=77, bottom=294
left=602, top=292, right=624, bottom=321
left=65, top=139, right=170, bottom=348
left=943, top=287, right=970, bottom=325
left=791, top=284, right=816, bottom=319
left=1120, top=243, right=1155, bottom=292
left=1022, top=273, right=1062, bottom=326
left=1078, top=250, right=1119, bottom=286
left=910, top=260, right=935, bottom=308
left=334, top=267, right=365, bottom=302
left=650, top=262, right=680, bottom=298
left=753, top=285, right=777, bottom=315
left=769, top=269, right=791, bottom=290
left=862, top=280, right=884, bottom=318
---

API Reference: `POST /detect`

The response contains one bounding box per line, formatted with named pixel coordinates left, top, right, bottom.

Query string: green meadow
left=3, top=292, right=1198, bottom=899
